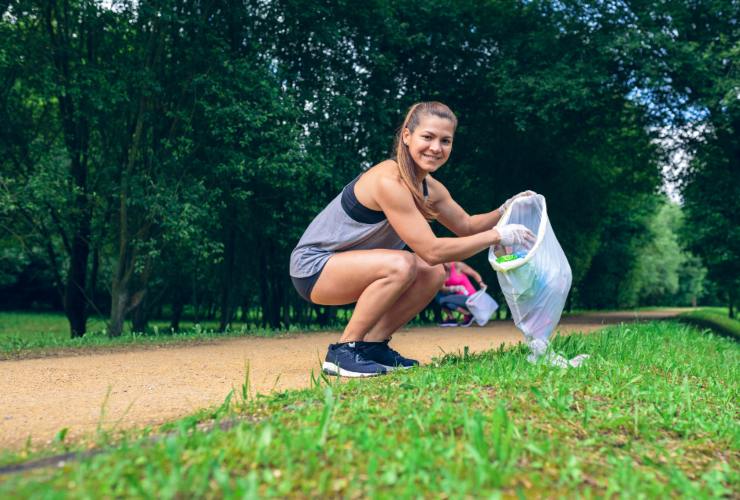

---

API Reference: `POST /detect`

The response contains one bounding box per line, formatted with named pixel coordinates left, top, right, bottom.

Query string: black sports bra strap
left=341, top=175, right=386, bottom=224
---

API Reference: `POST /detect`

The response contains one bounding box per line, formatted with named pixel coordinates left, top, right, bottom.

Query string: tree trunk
left=268, top=278, right=281, bottom=329
left=192, top=265, right=200, bottom=324
left=219, top=223, right=237, bottom=332
left=45, top=2, right=92, bottom=338
left=258, top=249, right=269, bottom=328
left=729, top=290, right=736, bottom=319
left=282, top=296, right=291, bottom=328
left=108, top=202, right=132, bottom=339
left=89, top=246, right=99, bottom=312
left=131, top=293, right=149, bottom=333
left=109, top=279, right=129, bottom=338
left=65, top=225, right=90, bottom=337
left=170, top=294, right=185, bottom=332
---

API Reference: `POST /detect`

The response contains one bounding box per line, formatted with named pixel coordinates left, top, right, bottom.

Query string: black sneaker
left=322, top=342, right=388, bottom=377
left=356, top=340, right=419, bottom=370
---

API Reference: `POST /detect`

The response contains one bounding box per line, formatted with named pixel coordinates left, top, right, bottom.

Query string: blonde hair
left=393, top=102, right=458, bottom=220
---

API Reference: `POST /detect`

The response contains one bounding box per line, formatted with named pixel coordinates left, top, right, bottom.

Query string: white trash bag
left=489, top=194, right=587, bottom=367
left=465, top=286, right=498, bottom=326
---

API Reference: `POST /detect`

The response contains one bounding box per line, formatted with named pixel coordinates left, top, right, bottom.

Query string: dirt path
left=0, top=310, right=686, bottom=451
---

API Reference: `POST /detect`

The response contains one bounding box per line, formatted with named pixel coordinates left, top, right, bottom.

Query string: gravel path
left=0, top=310, right=686, bottom=450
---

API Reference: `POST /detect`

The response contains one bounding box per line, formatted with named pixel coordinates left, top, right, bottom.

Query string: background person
left=437, top=261, right=485, bottom=327
left=289, top=101, right=535, bottom=378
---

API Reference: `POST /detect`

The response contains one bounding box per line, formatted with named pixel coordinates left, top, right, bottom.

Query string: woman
left=437, top=261, right=486, bottom=327
left=290, top=102, right=534, bottom=377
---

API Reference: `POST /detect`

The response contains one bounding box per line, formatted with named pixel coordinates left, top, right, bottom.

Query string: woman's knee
left=431, top=264, right=446, bottom=287
left=386, top=252, right=418, bottom=284
left=420, top=262, right=446, bottom=288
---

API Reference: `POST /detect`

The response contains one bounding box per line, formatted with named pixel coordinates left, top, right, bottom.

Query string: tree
left=626, top=0, right=739, bottom=316
left=0, top=0, right=117, bottom=335
left=682, top=137, right=740, bottom=316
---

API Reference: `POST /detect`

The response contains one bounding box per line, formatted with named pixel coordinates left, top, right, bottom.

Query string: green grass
left=1, top=321, right=737, bottom=497
left=0, top=312, right=108, bottom=343
left=679, top=307, right=740, bottom=340
left=0, top=312, right=336, bottom=359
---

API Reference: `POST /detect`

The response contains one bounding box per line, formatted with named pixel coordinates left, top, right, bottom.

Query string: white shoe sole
left=322, top=362, right=385, bottom=377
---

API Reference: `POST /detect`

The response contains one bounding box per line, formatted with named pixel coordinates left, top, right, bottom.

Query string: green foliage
left=682, top=141, right=740, bottom=316
left=0, top=0, right=732, bottom=331
left=2, top=322, right=737, bottom=496
left=634, top=201, right=707, bottom=306
left=635, top=203, right=685, bottom=299
left=577, top=193, right=659, bottom=309
left=623, top=0, right=740, bottom=316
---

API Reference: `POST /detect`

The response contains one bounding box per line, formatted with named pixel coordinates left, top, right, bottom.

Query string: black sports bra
left=341, top=174, right=428, bottom=224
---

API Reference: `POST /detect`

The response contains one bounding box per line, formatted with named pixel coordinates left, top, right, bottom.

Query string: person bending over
left=437, top=261, right=485, bottom=327
left=289, top=101, right=534, bottom=377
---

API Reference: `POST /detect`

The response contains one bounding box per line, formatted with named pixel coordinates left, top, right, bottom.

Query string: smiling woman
left=289, top=101, right=536, bottom=377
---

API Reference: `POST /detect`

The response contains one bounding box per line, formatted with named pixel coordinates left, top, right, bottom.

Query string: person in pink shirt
left=436, top=261, right=485, bottom=327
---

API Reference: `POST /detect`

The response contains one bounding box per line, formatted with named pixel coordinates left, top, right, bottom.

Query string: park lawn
left=0, top=312, right=108, bottom=343
left=1, top=321, right=737, bottom=497
left=0, top=312, right=329, bottom=359
left=679, top=307, right=740, bottom=340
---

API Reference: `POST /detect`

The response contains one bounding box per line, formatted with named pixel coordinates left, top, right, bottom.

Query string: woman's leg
left=311, top=249, right=419, bottom=342
left=363, top=256, right=445, bottom=341
left=310, top=250, right=445, bottom=343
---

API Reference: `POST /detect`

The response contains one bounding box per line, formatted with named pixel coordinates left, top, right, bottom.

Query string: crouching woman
left=290, top=101, right=534, bottom=377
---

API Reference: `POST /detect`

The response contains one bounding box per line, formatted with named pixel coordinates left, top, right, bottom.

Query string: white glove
left=498, top=190, right=537, bottom=215
left=496, top=223, right=536, bottom=248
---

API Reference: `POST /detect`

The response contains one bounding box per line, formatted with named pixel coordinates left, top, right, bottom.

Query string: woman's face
left=402, top=114, right=455, bottom=174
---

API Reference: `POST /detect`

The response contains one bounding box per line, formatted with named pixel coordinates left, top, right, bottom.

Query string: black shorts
left=291, top=269, right=323, bottom=303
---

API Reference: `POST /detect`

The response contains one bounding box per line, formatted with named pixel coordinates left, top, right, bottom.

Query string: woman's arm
left=375, top=175, right=502, bottom=265
left=430, top=178, right=536, bottom=236
left=428, top=178, right=503, bottom=236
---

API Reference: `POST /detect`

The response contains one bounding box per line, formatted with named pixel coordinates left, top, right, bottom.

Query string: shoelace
left=382, top=340, right=405, bottom=360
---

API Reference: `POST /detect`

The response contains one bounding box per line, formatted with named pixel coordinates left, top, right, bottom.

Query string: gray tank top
left=290, top=174, right=428, bottom=278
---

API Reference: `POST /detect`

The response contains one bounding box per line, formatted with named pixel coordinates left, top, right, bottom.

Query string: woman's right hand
left=495, top=224, right=536, bottom=248
left=498, top=190, right=537, bottom=215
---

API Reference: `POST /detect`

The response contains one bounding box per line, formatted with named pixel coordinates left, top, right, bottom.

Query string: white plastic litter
left=526, top=338, right=590, bottom=368
left=489, top=194, right=588, bottom=367
left=464, top=286, right=499, bottom=326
